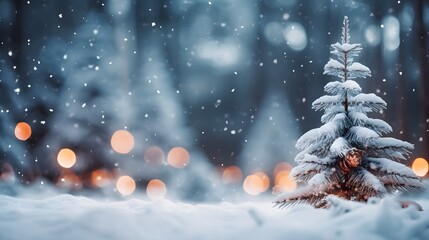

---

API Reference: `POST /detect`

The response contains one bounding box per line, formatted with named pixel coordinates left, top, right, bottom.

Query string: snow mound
left=0, top=194, right=428, bottom=240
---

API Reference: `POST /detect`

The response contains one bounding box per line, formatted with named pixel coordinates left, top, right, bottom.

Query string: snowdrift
left=0, top=193, right=428, bottom=240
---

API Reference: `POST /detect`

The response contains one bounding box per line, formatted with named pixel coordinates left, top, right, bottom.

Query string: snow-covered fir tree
left=275, top=16, right=424, bottom=208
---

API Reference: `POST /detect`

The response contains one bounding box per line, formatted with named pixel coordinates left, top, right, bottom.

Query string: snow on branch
left=346, top=126, right=380, bottom=145
left=308, top=169, right=339, bottom=188
left=341, top=80, right=362, bottom=94
left=348, top=112, right=392, bottom=134
left=321, top=105, right=346, bottom=123
left=332, top=42, right=361, bottom=53
left=368, top=158, right=414, bottom=176
left=324, top=80, right=362, bottom=96
left=323, top=59, right=345, bottom=79
left=295, top=153, right=336, bottom=164
left=291, top=153, right=336, bottom=182
left=324, top=81, right=343, bottom=94
left=347, top=111, right=368, bottom=125
left=364, top=118, right=392, bottom=134
left=366, top=157, right=425, bottom=193
left=350, top=93, right=386, bottom=106
left=296, top=114, right=351, bottom=150
left=330, top=43, right=363, bottom=65
left=296, top=122, right=340, bottom=150
left=347, top=62, right=371, bottom=79
left=290, top=163, right=325, bottom=182
left=349, top=93, right=387, bottom=112
left=312, top=95, right=342, bottom=111
left=364, top=158, right=424, bottom=195
left=330, top=137, right=351, bottom=157
left=366, top=138, right=414, bottom=161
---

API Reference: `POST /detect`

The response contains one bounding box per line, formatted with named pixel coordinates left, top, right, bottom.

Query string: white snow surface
left=1, top=192, right=429, bottom=240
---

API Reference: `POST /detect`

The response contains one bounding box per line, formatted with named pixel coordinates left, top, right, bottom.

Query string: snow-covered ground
left=0, top=191, right=428, bottom=240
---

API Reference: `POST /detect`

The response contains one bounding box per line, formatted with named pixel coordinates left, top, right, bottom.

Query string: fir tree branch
left=349, top=93, right=387, bottom=112
left=348, top=112, right=392, bottom=134
left=296, top=121, right=342, bottom=150
left=365, top=138, right=414, bottom=161
left=324, top=80, right=362, bottom=95
left=363, top=157, right=425, bottom=193
left=382, top=182, right=425, bottom=193
left=312, top=95, right=342, bottom=111
left=346, top=168, right=386, bottom=198
left=292, top=154, right=337, bottom=182
left=321, top=106, right=346, bottom=123
left=274, top=186, right=329, bottom=208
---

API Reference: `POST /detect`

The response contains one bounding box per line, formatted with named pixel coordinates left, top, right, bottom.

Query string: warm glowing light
left=254, top=171, right=270, bottom=192
left=146, top=179, right=167, bottom=200
left=273, top=162, right=293, bottom=176
left=275, top=171, right=289, bottom=185
left=90, top=169, right=113, bottom=187
left=167, top=147, right=190, bottom=168
left=412, top=158, right=429, bottom=177
left=0, top=163, right=14, bottom=181
left=111, top=130, right=134, bottom=154
left=57, top=148, right=76, bottom=168
left=243, top=175, right=264, bottom=195
left=222, top=166, right=243, bottom=184
left=144, top=146, right=165, bottom=164
left=56, top=171, right=82, bottom=190
left=273, top=170, right=297, bottom=194
left=14, top=122, right=32, bottom=141
left=116, top=175, right=136, bottom=196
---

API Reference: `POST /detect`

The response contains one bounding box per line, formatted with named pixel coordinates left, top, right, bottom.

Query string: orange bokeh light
left=116, top=175, right=136, bottom=196
left=254, top=171, right=270, bottom=192
left=57, top=148, right=76, bottom=168
left=273, top=170, right=297, bottom=194
left=144, top=146, right=165, bottom=164
left=111, top=130, right=134, bottom=154
left=146, top=179, right=167, bottom=200
left=412, top=158, right=429, bottom=177
left=222, top=166, right=243, bottom=184
left=167, top=147, right=190, bottom=168
left=0, top=163, right=14, bottom=181
left=56, top=171, right=82, bottom=190
left=90, top=169, right=113, bottom=188
left=243, top=174, right=264, bottom=195
left=273, top=162, right=293, bottom=176
left=14, top=122, right=32, bottom=141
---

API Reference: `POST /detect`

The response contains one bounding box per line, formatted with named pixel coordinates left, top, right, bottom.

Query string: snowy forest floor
left=1, top=186, right=429, bottom=240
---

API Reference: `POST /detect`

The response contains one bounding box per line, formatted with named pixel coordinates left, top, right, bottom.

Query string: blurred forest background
left=0, top=0, right=428, bottom=199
